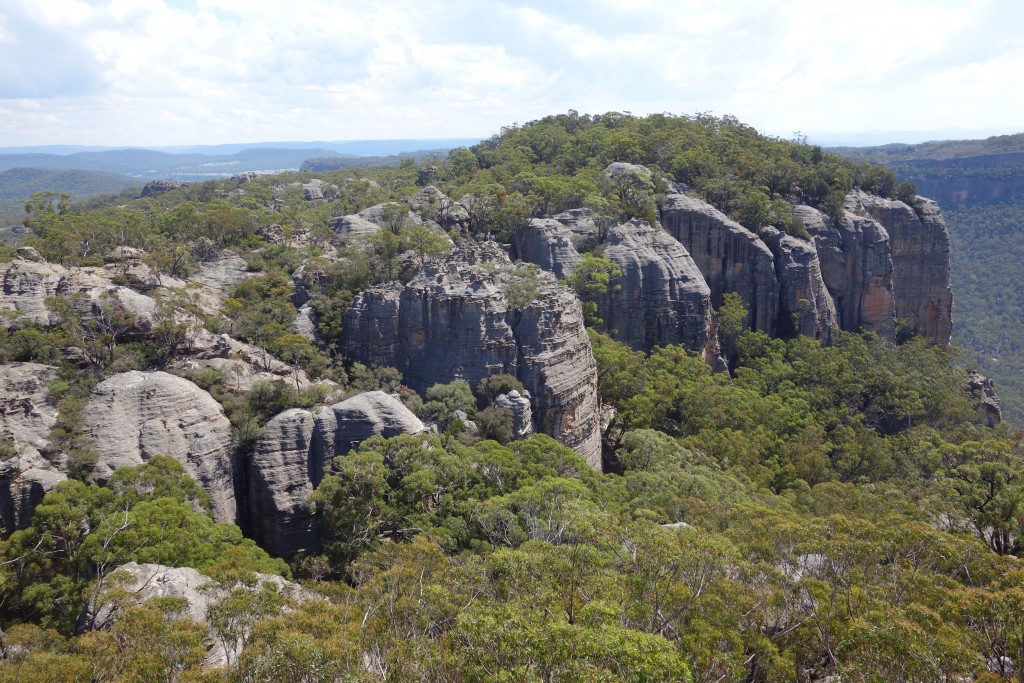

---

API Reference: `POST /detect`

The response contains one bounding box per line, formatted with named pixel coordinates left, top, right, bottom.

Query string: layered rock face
left=82, top=371, right=237, bottom=523
left=793, top=203, right=897, bottom=340
left=763, top=227, right=838, bottom=342
left=0, top=363, right=66, bottom=532
left=515, top=218, right=581, bottom=279
left=660, top=191, right=780, bottom=335
left=0, top=259, right=156, bottom=329
left=847, top=190, right=953, bottom=345
left=249, top=391, right=425, bottom=556
left=601, top=220, right=717, bottom=356
left=967, top=371, right=1002, bottom=427
left=342, top=243, right=602, bottom=469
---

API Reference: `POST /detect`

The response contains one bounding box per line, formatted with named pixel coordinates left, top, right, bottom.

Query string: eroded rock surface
left=0, top=363, right=65, bottom=533
left=763, top=227, right=838, bottom=342
left=515, top=218, right=581, bottom=279
left=602, top=219, right=717, bottom=356
left=660, top=191, right=780, bottom=335
left=342, top=243, right=602, bottom=468
left=250, top=391, right=425, bottom=556
left=968, top=371, right=1002, bottom=427
left=494, top=390, right=534, bottom=440
left=793, top=202, right=897, bottom=339
left=848, top=190, right=953, bottom=345
left=83, top=371, right=236, bottom=523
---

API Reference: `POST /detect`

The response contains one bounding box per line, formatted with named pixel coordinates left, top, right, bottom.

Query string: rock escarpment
left=82, top=371, right=237, bottom=523
left=515, top=218, right=581, bottom=279
left=342, top=243, right=602, bottom=469
left=660, top=191, right=781, bottom=335
left=248, top=391, right=425, bottom=556
left=793, top=202, right=897, bottom=340
left=762, top=227, right=838, bottom=342
left=967, top=371, right=1002, bottom=427
left=601, top=220, right=718, bottom=356
left=847, top=190, right=953, bottom=345
left=0, top=363, right=65, bottom=532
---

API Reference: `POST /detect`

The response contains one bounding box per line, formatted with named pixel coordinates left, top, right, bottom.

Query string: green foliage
left=566, top=254, right=622, bottom=327
left=506, top=264, right=541, bottom=310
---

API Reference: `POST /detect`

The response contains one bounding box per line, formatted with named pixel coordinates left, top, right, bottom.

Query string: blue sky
left=0, top=0, right=1021, bottom=146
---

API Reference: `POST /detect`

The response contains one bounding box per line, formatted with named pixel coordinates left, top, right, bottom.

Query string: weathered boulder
left=847, top=190, right=953, bottom=345
left=601, top=219, right=717, bottom=356
left=762, top=227, right=838, bottom=342
left=493, top=390, right=534, bottom=439
left=660, top=192, right=780, bottom=335
left=249, top=392, right=425, bottom=555
left=188, top=252, right=251, bottom=314
left=0, top=363, right=65, bottom=533
left=342, top=243, right=603, bottom=468
left=515, top=218, right=582, bottom=279
left=79, top=562, right=313, bottom=667
left=407, top=185, right=469, bottom=230
left=331, top=214, right=381, bottom=237
left=967, top=371, right=1002, bottom=427
left=82, top=371, right=236, bottom=523
left=793, top=202, right=896, bottom=339
left=0, top=259, right=156, bottom=330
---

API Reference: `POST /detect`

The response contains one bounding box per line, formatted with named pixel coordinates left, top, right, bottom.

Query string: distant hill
left=0, top=139, right=481, bottom=182
left=0, top=167, right=141, bottom=226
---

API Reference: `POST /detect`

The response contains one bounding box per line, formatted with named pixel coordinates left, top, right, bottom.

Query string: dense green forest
left=1, top=112, right=1022, bottom=681
left=0, top=168, right=141, bottom=225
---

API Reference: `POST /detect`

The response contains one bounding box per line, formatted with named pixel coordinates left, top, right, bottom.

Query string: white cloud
left=0, top=0, right=1020, bottom=145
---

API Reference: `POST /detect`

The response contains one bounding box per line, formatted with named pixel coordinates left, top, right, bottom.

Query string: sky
left=0, top=0, right=1022, bottom=147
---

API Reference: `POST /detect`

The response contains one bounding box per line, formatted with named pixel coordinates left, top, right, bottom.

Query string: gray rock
left=602, top=219, right=718, bottom=357
left=342, top=243, right=602, bottom=469
left=660, top=192, right=780, bottom=335
left=0, top=260, right=157, bottom=331
left=763, top=227, right=838, bottom=342
left=515, top=218, right=582, bottom=279
left=139, top=180, right=183, bottom=197
left=15, top=246, right=42, bottom=262
left=331, top=214, right=382, bottom=237
left=407, top=186, right=469, bottom=230
left=188, top=251, right=251, bottom=314
left=553, top=207, right=600, bottom=240
left=493, top=390, right=533, bottom=439
left=967, top=370, right=1002, bottom=427
left=250, top=392, right=425, bottom=555
left=794, top=202, right=896, bottom=339
left=847, top=190, right=953, bottom=345
left=292, top=304, right=318, bottom=342
left=0, top=363, right=65, bottom=532
left=83, top=371, right=236, bottom=523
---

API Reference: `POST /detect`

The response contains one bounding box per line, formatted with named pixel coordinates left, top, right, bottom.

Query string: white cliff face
left=83, top=371, right=237, bottom=523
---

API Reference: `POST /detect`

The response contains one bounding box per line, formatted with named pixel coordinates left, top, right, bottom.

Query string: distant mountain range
left=0, top=139, right=482, bottom=181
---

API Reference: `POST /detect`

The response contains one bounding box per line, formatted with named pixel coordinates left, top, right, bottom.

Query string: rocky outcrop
left=553, top=208, right=600, bottom=241
left=407, top=186, right=469, bottom=230
left=0, top=259, right=156, bottom=330
left=342, top=243, right=602, bottom=469
left=82, top=371, right=236, bottom=523
left=0, top=363, right=65, bottom=533
left=79, top=562, right=313, bottom=666
left=967, top=371, right=1002, bottom=427
left=660, top=191, right=780, bottom=335
left=249, top=391, right=425, bottom=556
left=792, top=203, right=897, bottom=339
left=139, top=180, right=183, bottom=197
left=763, top=227, right=838, bottom=342
left=189, top=252, right=251, bottom=314
left=601, top=220, right=717, bottom=356
left=515, top=218, right=581, bottom=279
left=494, top=390, right=534, bottom=439
left=847, top=190, right=953, bottom=345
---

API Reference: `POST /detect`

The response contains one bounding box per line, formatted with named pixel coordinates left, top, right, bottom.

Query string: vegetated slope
left=0, top=167, right=141, bottom=225
left=0, top=112, right=1020, bottom=682
left=837, top=135, right=1024, bottom=426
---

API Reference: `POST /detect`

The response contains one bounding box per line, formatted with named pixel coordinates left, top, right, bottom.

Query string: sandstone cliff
left=0, top=363, right=66, bottom=532
left=342, top=243, right=602, bottom=469
left=601, top=219, right=718, bottom=357
left=660, top=191, right=780, bottom=336
left=248, top=391, right=426, bottom=556
left=82, top=371, right=237, bottom=523
left=762, top=227, right=838, bottom=342
left=846, top=190, right=953, bottom=345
